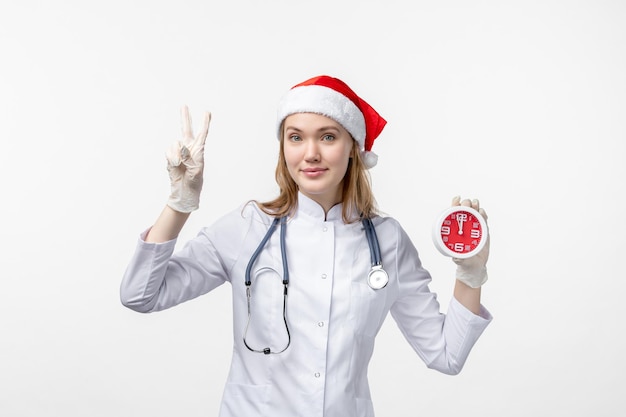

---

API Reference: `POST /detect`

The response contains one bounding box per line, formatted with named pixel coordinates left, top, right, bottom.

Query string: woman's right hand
left=166, top=105, right=211, bottom=213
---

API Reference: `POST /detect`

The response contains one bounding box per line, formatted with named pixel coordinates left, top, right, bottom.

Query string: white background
left=1, top=1, right=624, bottom=416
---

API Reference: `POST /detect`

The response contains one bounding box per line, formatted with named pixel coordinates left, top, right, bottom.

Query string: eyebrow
left=284, top=125, right=341, bottom=134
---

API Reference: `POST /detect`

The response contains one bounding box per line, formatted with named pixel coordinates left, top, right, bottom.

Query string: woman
left=120, top=75, right=492, bottom=417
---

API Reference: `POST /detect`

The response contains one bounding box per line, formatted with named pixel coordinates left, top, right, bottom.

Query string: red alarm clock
left=432, top=205, right=488, bottom=259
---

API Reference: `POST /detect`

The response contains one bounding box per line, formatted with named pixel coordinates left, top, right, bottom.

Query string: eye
left=322, top=134, right=335, bottom=142
left=288, top=134, right=302, bottom=142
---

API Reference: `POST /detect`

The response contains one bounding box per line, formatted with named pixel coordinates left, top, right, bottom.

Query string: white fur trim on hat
left=276, top=84, right=367, bottom=149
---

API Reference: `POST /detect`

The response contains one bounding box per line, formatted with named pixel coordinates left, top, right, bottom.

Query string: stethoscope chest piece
left=362, top=217, right=387, bottom=290
left=367, top=265, right=388, bottom=290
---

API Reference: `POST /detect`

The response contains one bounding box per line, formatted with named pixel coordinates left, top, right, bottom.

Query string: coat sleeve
left=389, top=222, right=492, bottom=375
left=119, top=206, right=256, bottom=313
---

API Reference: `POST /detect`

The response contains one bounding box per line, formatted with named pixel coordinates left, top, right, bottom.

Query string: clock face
left=432, top=206, right=488, bottom=259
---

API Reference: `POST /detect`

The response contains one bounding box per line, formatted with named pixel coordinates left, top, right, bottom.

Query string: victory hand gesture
left=166, top=105, right=211, bottom=213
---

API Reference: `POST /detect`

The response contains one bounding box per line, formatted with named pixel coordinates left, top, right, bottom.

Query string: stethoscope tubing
left=362, top=217, right=383, bottom=267
left=243, top=214, right=386, bottom=354
left=244, top=216, right=291, bottom=354
left=246, top=217, right=282, bottom=287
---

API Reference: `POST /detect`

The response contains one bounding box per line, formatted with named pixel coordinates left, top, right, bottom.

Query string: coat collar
left=295, top=192, right=345, bottom=223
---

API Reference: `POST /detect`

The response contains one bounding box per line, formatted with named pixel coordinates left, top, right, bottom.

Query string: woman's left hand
left=451, top=196, right=490, bottom=288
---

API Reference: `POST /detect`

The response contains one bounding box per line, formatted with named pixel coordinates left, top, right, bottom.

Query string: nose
left=303, top=139, right=321, bottom=162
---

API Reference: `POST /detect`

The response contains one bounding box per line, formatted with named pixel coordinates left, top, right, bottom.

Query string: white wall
left=1, top=1, right=624, bottom=416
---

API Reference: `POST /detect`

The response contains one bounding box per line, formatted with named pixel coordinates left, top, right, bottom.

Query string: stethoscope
left=243, top=216, right=387, bottom=355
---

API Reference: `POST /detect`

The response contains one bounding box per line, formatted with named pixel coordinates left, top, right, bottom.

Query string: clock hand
left=456, top=213, right=465, bottom=235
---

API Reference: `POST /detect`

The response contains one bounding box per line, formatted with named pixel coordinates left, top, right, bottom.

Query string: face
left=282, top=112, right=354, bottom=211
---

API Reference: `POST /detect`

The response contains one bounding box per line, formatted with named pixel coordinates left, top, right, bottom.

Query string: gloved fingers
left=166, top=141, right=183, bottom=167
left=176, top=106, right=210, bottom=164
left=452, top=196, right=481, bottom=209
left=453, top=196, right=486, bottom=217
left=180, top=144, right=191, bottom=161
left=194, top=111, right=211, bottom=149
left=180, top=105, right=194, bottom=142
left=468, top=199, right=488, bottom=222
left=479, top=207, right=489, bottom=221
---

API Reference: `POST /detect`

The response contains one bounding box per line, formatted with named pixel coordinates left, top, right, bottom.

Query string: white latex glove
left=166, top=105, right=211, bottom=213
left=451, top=196, right=490, bottom=288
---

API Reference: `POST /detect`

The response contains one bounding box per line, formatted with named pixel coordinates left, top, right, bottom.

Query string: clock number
left=433, top=206, right=488, bottom=259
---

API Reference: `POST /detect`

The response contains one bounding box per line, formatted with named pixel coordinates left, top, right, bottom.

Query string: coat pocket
left=220, top=382, right=271, bottom=415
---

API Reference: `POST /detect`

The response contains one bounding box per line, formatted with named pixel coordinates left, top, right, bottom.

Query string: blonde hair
left=257, top=129, right=378, bottom=223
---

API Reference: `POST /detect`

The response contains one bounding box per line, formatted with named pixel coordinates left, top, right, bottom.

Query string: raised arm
left=146, top=105, right=211, bottom=243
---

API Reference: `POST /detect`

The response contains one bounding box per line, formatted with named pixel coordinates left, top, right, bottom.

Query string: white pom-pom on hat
left=276, top=75, right=386, bottom=168
left=361, top=150, right=379, bottom=169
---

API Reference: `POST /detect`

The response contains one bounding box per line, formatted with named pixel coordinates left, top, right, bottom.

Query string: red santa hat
left=276, top=75, right=387, bottom=168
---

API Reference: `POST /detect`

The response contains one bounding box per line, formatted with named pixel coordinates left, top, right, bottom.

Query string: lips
left=301, top=167, right=327, bottom=177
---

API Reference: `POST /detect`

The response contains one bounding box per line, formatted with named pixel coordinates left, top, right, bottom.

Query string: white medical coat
left=121, top=193, right=492, bottom=417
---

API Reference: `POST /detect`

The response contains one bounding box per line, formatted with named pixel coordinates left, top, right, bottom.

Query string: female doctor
left=120, top=75, right=492, bottom=417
